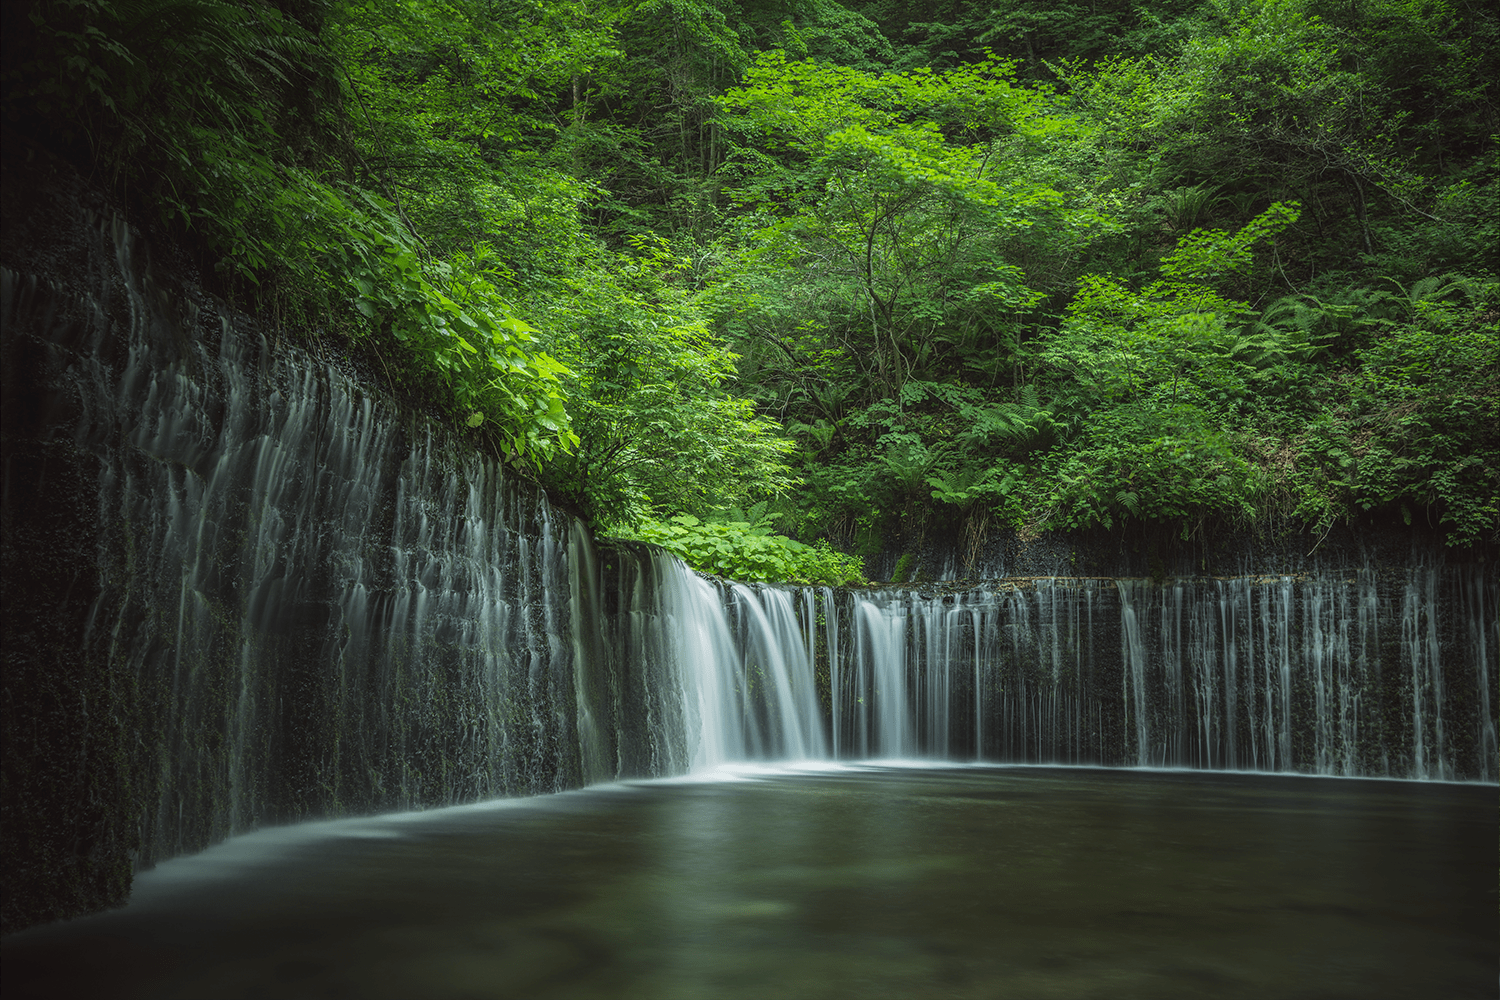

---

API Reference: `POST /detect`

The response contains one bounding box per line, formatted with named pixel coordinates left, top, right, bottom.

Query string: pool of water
left=4, top=765, right=1495, bottom=999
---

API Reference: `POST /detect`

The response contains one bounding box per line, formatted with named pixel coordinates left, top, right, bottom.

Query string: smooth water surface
left=4, top=766, right=1494, bottom=999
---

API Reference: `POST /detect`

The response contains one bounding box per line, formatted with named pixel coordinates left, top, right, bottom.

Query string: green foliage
left=1329, top=288, right=1499, bottom=545
left=5, top=0, right=583, bottom=468
left=715, top=50, right=1093, bottom=399
left=1029, top=403, right=1259, bottom=534
left=6, top=0, right=324, bottom=285
left=7, top=0, right=1495, bottom=562
left=5, top=0, right=320, bottom=143
left=1018, top=202, right=1323, bottom=533
left=1158, top=201, right=1300, bottom=284
left=530, top=236, right=797, bottom=524
left=887, top=0, right=1211, bottom=74
left=339, top=221, right=578, bottom=467
left=623, top=514, right=867, bottom=586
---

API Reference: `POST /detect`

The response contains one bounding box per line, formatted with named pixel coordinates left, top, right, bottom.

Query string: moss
left=892, top=552, right=917, bottom=584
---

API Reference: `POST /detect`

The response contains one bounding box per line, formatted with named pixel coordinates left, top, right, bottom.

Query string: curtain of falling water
left=44, top=226, right=595, bottom=866
left=8, top=217, right=798, bottom=873
left=599, top=563, right=1494, bottom=782
left=5, top=212, right=1497, bottom=903
left=796, top=573, right=1496, bottom=782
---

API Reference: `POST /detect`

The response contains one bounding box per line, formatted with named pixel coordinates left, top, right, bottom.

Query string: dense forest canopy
left=5, top=0, right=1496, bottom=582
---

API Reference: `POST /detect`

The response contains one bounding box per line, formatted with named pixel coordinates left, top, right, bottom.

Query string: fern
left=1162, top=182, right=1222, bottom=231
left=1383, top=273, right=1475, bottom=316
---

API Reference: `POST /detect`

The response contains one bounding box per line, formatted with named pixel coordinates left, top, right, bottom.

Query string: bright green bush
left=623, top=515, right=867, bottom=586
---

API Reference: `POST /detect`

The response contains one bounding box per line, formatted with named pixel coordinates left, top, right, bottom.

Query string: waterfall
left=635, top=565, right=1495, bottom=782
left=3, top=204, right=1496, bottom=931
left=736, top=573, right=1494, bottom=782
left=8, top=220, right=609, bottom=868
left=652, top=560, right=826, bottom=767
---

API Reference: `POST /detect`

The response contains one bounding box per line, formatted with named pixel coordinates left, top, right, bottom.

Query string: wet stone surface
left=3, top=765, right=1495, bottom=999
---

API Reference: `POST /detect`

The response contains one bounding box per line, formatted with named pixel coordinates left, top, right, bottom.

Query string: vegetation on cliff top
left=4, top=0, right=1496, bottom=581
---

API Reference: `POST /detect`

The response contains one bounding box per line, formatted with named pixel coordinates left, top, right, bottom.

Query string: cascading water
left=715, top=571, right=1495, bottom=782
left=651, top=557, right=825, bottom=767
left=2, top=192, right=1496, bottom=932
left=615, top=563, right=1495, bottom=782
left=7, top=218, right=607, bottom=869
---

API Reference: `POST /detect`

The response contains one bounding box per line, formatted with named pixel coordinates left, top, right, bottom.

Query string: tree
left=716, top=50, right=1091, bottom=398
left=532, top=237, right=796, bottom=525
left=1025, top=203, right=1304, bottom=533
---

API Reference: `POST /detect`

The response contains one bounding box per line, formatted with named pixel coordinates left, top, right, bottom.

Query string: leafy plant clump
left=622, top=513, right=866, bottom=586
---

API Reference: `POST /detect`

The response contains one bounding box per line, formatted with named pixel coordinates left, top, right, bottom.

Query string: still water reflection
left=4, top=766, right=1494, bottom=999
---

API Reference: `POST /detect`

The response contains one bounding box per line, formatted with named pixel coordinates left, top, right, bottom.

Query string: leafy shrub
left=622, top=514, right=866, bottom=586
left=532, top=239, right=796, bottom=524
left=1343, top=294, right=1499, bottom=545
left=1026, top=403, right=1258, bottom=534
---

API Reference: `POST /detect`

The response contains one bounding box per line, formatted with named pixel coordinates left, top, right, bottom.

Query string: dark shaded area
left=1, top=137, right=139, bottom=932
